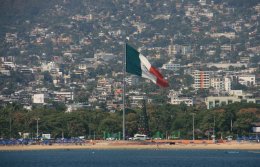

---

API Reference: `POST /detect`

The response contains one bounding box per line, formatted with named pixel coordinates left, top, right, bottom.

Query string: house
left=0, top=69, right=10, bottom=76
left=238, top=75, right=256, bottom=87
left=33, top=94, right=45, bottom=104
left=66, top=103, right=91, bottom=113
left=53, top=91, right=74, bottom=102
left=162, top=59, right=181, bottom=71
left=126, top=76, right=139, bottom=86
left=168, top=90, right=193, bottom=106
left=94, top=52, right=116, bottom=61
left=129, top=95, right=146, bottom=108
left=209, top=32, right=236, bottom=39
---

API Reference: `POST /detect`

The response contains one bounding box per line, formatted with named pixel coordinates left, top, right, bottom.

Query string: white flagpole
left=123, top=42, right=126, bottom=140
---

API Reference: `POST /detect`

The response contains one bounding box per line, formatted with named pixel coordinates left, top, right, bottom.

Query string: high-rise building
left=193, top=70, right=211, bottom=89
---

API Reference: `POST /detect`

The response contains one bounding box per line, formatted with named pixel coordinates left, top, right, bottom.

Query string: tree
left=43, top=71, right=53, bottom=84
left=233, top=108, right=258, bottom=135
left=125, top=112, right=138, bottom=137
left=98, top=117, right=121, bottom=134
left=182, top=74, right=194, bottom=87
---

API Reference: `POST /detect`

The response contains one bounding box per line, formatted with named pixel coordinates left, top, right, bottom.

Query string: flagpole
left=123, top=42, right=126, bottom=140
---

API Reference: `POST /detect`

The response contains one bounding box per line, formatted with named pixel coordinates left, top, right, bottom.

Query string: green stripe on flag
left=126, top=44, right=142, bottom=76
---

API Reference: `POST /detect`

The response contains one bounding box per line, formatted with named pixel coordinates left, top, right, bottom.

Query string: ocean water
left=0, top=149, right=260, bottom=167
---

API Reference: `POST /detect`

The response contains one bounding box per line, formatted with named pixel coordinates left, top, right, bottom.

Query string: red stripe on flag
left=149, top=66, right=169, bottom=87
left=149, top=66, right=164, bottom=79
left=156, top=77, right=169, bottom=87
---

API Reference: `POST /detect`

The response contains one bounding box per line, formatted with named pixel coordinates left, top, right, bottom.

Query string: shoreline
left=1, top=141, right=260, bottom=151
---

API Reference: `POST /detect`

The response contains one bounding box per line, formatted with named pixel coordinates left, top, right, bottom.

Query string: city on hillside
left=0, top=0, right=259, bottom=113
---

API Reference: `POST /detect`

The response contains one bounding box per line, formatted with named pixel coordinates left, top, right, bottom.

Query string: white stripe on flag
left=140, top=54, right=157, bottom=84
left=139, top=54, right=151, bottom=69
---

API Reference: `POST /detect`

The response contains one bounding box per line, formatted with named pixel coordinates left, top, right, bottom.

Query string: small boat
left=227, top=151, right=239, bottom=154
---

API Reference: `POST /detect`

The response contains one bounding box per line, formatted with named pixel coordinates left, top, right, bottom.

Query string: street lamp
left=191, top=113, right=195, bottom=141
left=212, top=115, right=216, bottom=143
left=9, top=116, right=12, bottom=139
left=36, top=118, right=40, bottom=139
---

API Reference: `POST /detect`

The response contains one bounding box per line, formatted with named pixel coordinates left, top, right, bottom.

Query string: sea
left=0, top=149, right=260, bottom=167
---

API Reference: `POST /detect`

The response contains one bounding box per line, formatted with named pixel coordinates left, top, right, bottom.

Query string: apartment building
left=192, top=70, right=211, bottom=89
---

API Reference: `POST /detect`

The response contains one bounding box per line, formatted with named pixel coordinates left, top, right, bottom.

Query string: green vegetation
left=0, top=102, right=259, bottom=140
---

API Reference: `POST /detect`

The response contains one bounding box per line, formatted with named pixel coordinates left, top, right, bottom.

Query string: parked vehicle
left=133, top=134, right=147, bottom=141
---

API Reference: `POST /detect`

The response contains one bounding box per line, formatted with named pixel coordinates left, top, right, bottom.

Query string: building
left=224, top=77, right=232, bottom=92
left=205, top=92, right=256, bottom=109
left=168, top=44, right=181, bottom=55
left=41, top=62, right=57, bottom=72
left=33, top=94, right=45, bottom=104
left=2, top=62, right=16, bottom=69
left=0, top=69, right=10, bottom=76
left=162, top=60, right=181, bottom=71
left=94, top=52, right=116, bottom=61
left=210, top=76, right=231, bottom=92
left=168, top=44, right=192, bottom=55
left=181, top=45, right=192, bottom=55
left=19, top=67, right=34, bottom=74
left=168, top=90, right=193, bottom=106
left=53, top=91, right=74, bottom=102
left=5, top=33, right=17, bottom=43
left=206, top=63, right=247, bottom=69
left=66, top=103, right=91, bottom=112
left=210, top=77, right=225, bottom=91
left=129, top=95, right=146, bottom=108
left=238, top=75, right=256, bottom=87
left=199, top=0, right=206, bottom=6
left=210, top=32, right=236, bottom=39
left=192, top=70, right=211, bottom=89
left=221, top=44, right=232, bottom=52
left=126, top=76, right=139, bottom=86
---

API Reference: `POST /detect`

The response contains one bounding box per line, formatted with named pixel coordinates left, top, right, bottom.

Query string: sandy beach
left=1, top=140, right=260, bottom=151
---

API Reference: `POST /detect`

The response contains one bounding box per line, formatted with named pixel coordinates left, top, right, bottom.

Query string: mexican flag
left=126, top=44, right=169, bottom=87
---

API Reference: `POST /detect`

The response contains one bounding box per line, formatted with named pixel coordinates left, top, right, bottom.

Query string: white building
left=126, top=76, right=139, bottom=86
left=210, top=77, right=224, bottom=91
left=168, top=44, right=181, bottom=55
left=168, top=90, right=193, bottom=106
left=78, top=64, right=87, bottom=70
left=205, top=91, right=255, bottom=109
left=53, top=91, right=74, bottom=101
left=66, top=103, right=91, bottom=113
left=238, top=75, right=255, bottom=87
left=199, top=0, right=206, bottom=6
left=207, top=63, right=247, bottom=69
left=94, top=52, right=116, bottom=61
left=229, top=90, right=243, bottom=96
left=33, top=94, right=45, bottom=104
left=129, top=95, right=146, bottom=108
left=41, top=62, right=57, bottom=72
left=210, top=32, right=236, bottom=39
left=168, top=44, right=191, bottom=55
left=210, top=76, right=231, bottom=92
left=224, top=77, right=232, bottom=92
left=3, top=62, right=16, bottom=69
left=0, top=69, right=10, bottom=76
left=162, top=60, right=181, bottom=71
left=5, top=33, right=17, bottom=43
left=221, top=45, right=232, bottom=52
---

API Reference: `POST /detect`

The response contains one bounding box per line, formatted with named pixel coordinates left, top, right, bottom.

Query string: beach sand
left=1, top=140, right=260, bottom=151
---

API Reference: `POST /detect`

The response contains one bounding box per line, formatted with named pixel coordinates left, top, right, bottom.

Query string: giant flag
left=126, top=44, right=169, bottom=87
